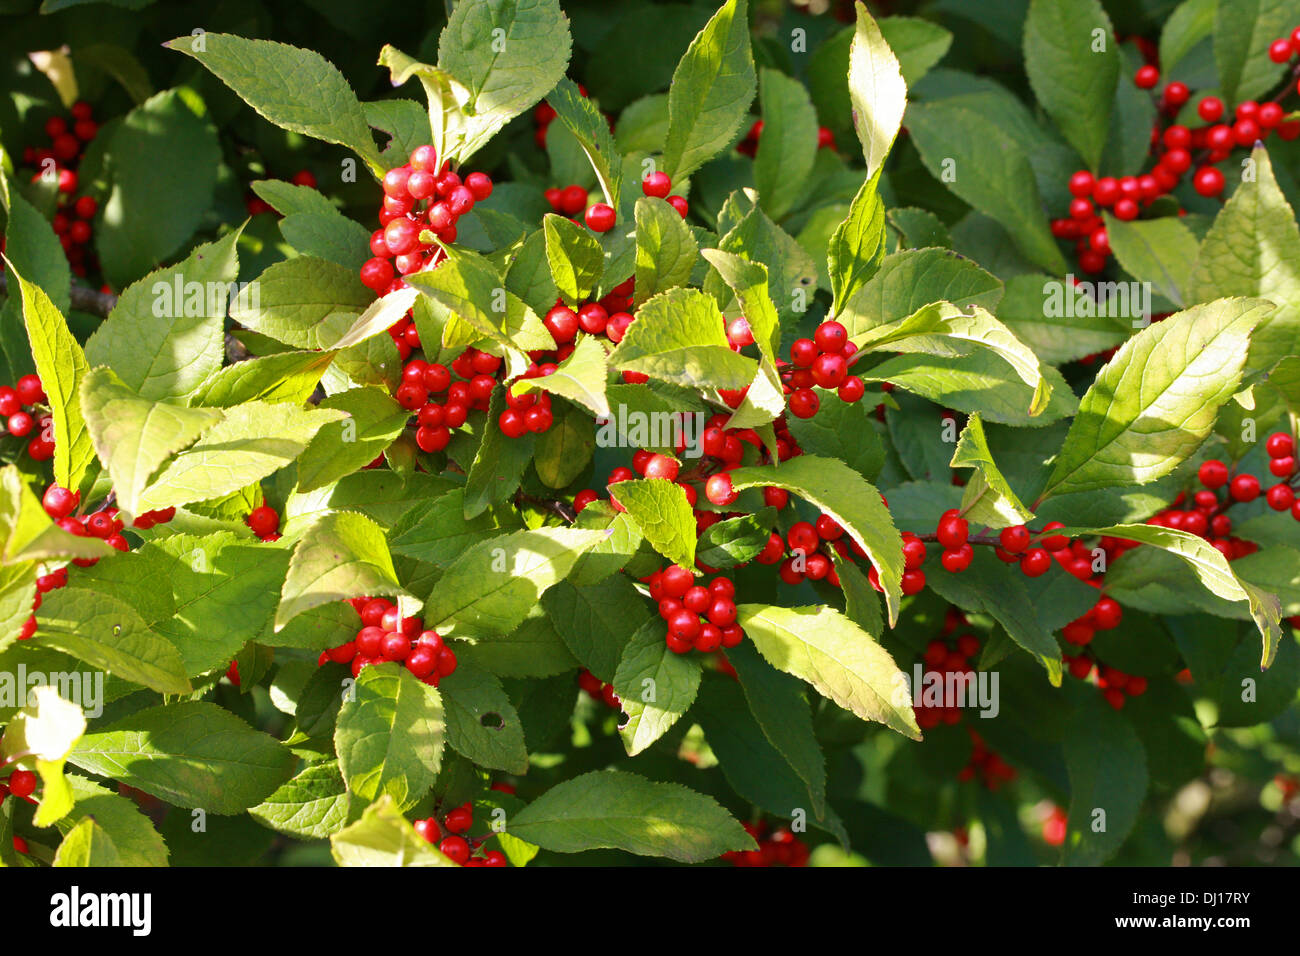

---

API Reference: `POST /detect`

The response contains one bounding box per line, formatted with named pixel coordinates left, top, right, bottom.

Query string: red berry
left=999, top=525, right=1030, bottom=553
left=247, top=505, right=279, bottom=537
left=1266, top=433, right=1294, bottom=458
left=1134, top=65, right=1159, bottom=89
left=585, top=202, right=616, bottom=232
left=8, top=769, right=36, bottom=798
left=705, top=473, right=738, bottom=506
left=1270, top=38, right=1293, bottom=62
left=813, top=321, right=847, bottom=353
left=1229, top=474, right=1260, bottom=502
left=1193, top=166, right=1225, bottom=197
left=1067, top=170, right=1094, bottom=198
left=1198, top=460, right=1229, bottom=488
left=42, top=485, right=78, bottom=520
left=559, top=184, right=588, bottom=215
left=439, top=836, right=470, bottom=864
left=1198, top=96, right=1225, bottom=122
left=1020, top=548, right=1051, bottom=577
left=1267, top=483, right=1295, bottom=511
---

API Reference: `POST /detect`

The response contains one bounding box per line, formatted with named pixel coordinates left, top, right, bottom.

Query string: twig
left=0, top=272, right=118, bottom=316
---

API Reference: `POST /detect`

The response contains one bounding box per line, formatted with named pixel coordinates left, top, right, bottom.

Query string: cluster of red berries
left=0, top=374, right=55, bottom=461
left=413, top=802, right=506, bottom=866
left=577, top=669, right=621, bottom=710
left=1051, top=30, right=1300, bottom=274
left=1062, top=653, right=1148, bottom=710
left=762, top=512, right=853, bottom=587
left=245, top=504, right=281, bottom=542
left=913, top=631, right=982, bottom=730
left=645, top=565, right=743, bottom=654
left=735, top=118, right=837, bottom=156
left=17, top=103, right=100, bottom=277
left=24, top=482, right=166, bottom=643
left=244, top=169, right=317, bottom=216
left=320, top=597, right=458, bottom=685
left=780, top=320, right=865, bottom=417
left=543, top=279, right=638, bottom=355
left=1192, top=434, right=1300, bottom=531
left=359, top=145, right=494, bottom=294
left=957, top=728, right=1017, bottom=790
left=723, top=820, right=810, bottom=866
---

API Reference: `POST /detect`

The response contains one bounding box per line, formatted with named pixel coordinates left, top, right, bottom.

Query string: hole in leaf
left=480, top=711, right=504, bottom=730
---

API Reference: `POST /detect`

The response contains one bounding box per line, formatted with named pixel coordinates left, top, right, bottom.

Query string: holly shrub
left=0, top=0, right=1296, bottom=872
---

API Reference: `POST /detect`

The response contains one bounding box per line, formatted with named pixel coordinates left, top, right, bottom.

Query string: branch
left=0, top=272, right=118, bottom=316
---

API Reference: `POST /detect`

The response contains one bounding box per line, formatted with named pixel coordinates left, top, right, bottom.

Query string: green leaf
left=69, top=701, right=294, bottom=813
left=924, top=550, right=1065, bottom=684
left=905, top=99, right=1067, bottom=274
left=95, top=90, right=221, bottom=288
left=438, top=662, right=528, bottom=774
left=191, top=350, right=335, bottom=407
left=1, top=170, right=70, bottom=318
left=9, top=263, right=96, bottom=495
left=1190, top=146, right=1300, bottom=375
left=276, top=510, right=411, bottom=631
left=295, top=387, right=411, bottom=494
left=612, top=617, right=703, bottom=755
left=1041, top=298, right=1270, bottom=499
left=635, top=198, right=698, bottom=304
left=53, top=776, right=168, bottom=866
left=846, top=1, right=907, bottom=179
left=699, top=249, right=780, bottom=361
left=951, top=413, right=1033, bottom=529
left=463, top=387, right=537, bottom=518
left=1062, top=693, right=1148, bottom=865
left=457, top=606, right=578, bottom=678
left=331, top=794, right=459, bottom=866
left=1023, top=0, right=1118, bottom=170
left=735, top=604, right=919, bottom=739
left=729, top=455, right=903, bottom=624
left=1214, top=0, right=1297, bottom=104
left=996, top=274, right=1127, bottom=365
left=80, top=367, right=223, bottom=514
left=424, top=527, right=606, bottom=639
left=533, top=401, right=597, bottom=489
left=542, top=576, right=649, bottom=681
left=407, top=249, right=553, bottom=354
left=715, top=198, right=818, bottom=324
left=696, top=507, right=777, bottom=569
left=335, top=663, right=445, bottom=808
left=1060, top=523, right=1284, bottom=669
left=146, top=532, right=292, bottom=676
left=839, top=248, right=1003, bottom=338
left=249, top=761, right=350, bottom=839
left=608, top=287, right=757, bottom=390
left=137, top=401, right=345, bottom=513
left=784, top=388, right=884, bottom=480
left=661, top=0, right=756, bottom=180
left=510, top=331, right=609, bottom=418
left=509, top=769, right=753, bottom=862
left=877, top=17, right=953, bottom=86
left=34, top=588, right=192, bottom=694
left=724, top=640, right=827, bottom=816
left=85, top=229, right=242, bottom=402
left=544, top=214, right=604, bottom=306
left=546, top=77, right=624, bottom=210
left=165, top=33, right=382, bottom=167
left=609, top=478, right=696, bottom=570
left=389, top=489, right=519, bottom=568
left=437, top=0, right=573, bottom=162
left=753, top=67, right=818, bottom=219
left=1104, top=214, right=1198, bottom=309
left=228, top=256, right=373, bottom=349
left=53, top=818, right=121, bottom=867
left=827, top=171, right=886, bottom=319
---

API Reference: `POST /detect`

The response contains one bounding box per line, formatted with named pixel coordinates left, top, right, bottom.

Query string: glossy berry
left=42, top=485, right=78, bottom=520
left=1193, top=166, right=1225, bottom=197
left=1229, top=474, right=1260, bottom=502
left=247, top=506, right=279, bottom=537
left=1198, top=460, right=1229, bottom=489
left=7, top=769, right=36, bottom=798
left=705, top=473, right=738, bottom=506
left=999, top=525, right=1030, bottom=553
left=585, top=202, right=616, bottom=232
left=642, top=171, right=672, bottom=198
left=1020, top=548, right=1051, bottom=577
left=1266, top=433, right=1294, bottom=458
left=1134, top=65, right=1159, bottom=89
